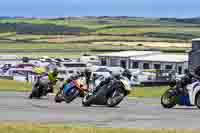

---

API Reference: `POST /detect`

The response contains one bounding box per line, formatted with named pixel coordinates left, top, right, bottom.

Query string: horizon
left=1, top=16, right=200, bottom=19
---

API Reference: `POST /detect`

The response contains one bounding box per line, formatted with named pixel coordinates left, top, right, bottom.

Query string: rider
left=84, top=68, right=92, bottom=89
left=122, top=69, right=132, bottom=80
left=173, top=67, right=200, bottom=94
left=92, top=69, right=133, bottom=93
left=193, top=65, right=200, bottom=80
left=34, top=67, right=59, bottom=94
left=47, top=68, right=59, bottom=93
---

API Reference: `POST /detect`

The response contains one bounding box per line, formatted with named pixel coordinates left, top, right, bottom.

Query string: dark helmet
left=113, top=73, right=121, bottom=80
left=84, top=68, right=92, bottom=77
left=52, top=68, right=59, bottom=76
left=122, top=69, right=132, bottom=80
left=84, top=68, right=91, bottom=73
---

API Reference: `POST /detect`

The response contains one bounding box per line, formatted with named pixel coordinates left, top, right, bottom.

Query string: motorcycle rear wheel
left=161, top=89, right=176, bottom=108
left=29, top=86, right=41, bottom=99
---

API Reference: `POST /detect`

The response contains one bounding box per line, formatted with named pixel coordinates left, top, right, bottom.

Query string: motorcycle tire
left=195, top=93, right=200, bottom=109
left=64, top=89, right=80, bottom=103
left=54, top=90, right=63, bottom=103
left=82, top=93, right=94, bottom=107
left=107, top=88, right=125, bottom=107
left=161, top=89, right=176, bottom=109
left=29, top=93, right=33, bottom=99
left=82, top=84, right=112, bottom=107
left=29, top=86, right=41, bottom=99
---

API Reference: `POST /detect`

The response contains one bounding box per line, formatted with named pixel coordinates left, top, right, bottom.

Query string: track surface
left=0, top=92, right=200, bottom=128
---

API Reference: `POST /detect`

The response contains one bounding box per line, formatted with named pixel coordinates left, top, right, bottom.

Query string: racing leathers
left=34, top=71, right=58, bottom=94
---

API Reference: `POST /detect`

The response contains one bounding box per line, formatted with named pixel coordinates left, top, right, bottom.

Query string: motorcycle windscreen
left=120, top=79, right=132, bottom=91
left=63, top=82, right=76, bottom=94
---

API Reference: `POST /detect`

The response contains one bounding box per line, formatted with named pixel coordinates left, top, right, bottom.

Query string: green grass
left=0, top=80, right=168, bottom=98
left=0, top=32, right=16, bottom=37
left=0, top=80, right=31, bottom=92
left=0, top=43, right=69, bottom=49
left=96, top=27, right=200, bottom=34
left=0, top=123, right=199, bottom=133
left=0, top=18, right=110, bottom=29
left=0, top=52, right=104, bottom=58
left=0, top=17, right=198, bottom=51
left=130, top=86, right=168, bottom=98
left=0, top=18, right=200, bottom=42
left=2, top=34, right=185, bottom=43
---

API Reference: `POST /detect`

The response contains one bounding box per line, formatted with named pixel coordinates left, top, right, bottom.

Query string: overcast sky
left=1, top=0, right=200, bottom=17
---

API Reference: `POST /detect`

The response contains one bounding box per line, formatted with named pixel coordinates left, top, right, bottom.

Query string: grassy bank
left=0, top=17, right=197, bottom=52
left=0, top=123, right=198, bottom=133
left=0, top=51, right=105, bottom=58
left=0, top=80, right=167, bottom=98
left=130, top=86, right=167, bottom=98
left=0, top=80, right=31, bottom=92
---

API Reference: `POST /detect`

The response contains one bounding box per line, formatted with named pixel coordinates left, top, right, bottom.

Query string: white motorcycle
left=161, top=73, right=200, bottom=109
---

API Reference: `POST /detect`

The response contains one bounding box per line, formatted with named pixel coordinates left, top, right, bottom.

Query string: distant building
left=98, top=51, right=188, bottom=74
left=0, top=55, right=21, bottom=65
left=131, top=53, right=188, bottom=74
left=79, top=55, right=99, bottom=65
left=98, top=51, right=160, bottom=69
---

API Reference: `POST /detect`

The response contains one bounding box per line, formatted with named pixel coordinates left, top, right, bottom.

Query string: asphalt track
left=0, top=92, right=200, bottom=128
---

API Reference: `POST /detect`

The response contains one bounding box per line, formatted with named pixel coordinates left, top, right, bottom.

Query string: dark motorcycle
left=82, top=75, right=132, bottom=107
left=29, top=80, right=53, bottom=99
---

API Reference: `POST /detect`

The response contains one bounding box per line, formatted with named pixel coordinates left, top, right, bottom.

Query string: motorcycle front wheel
left=82, top=93, right=94, bottom=107
left=64, top=88, right=80, bottom=103
left=107, top=88, right=125, bottom=107
left=195, top=93, right=200, bottom=109
left=161, top=89, right=176, bottom=108
left=54, top=89, right=63, bottom=103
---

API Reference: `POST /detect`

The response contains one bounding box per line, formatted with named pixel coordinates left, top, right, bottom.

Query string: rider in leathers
left=91, top=69, right=133, bottom=94
left=175, top=66, right=200, bottom=94
left=34, top=68, right=59, bottom=94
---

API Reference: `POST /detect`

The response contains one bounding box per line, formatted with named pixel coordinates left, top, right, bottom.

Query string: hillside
left=0, top=17, right=198, bottom=56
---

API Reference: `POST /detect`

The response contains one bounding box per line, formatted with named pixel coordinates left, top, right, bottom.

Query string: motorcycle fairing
left=179, top=94, right=192, bottom=106
left=187, top=81, right=200, bottom=105
left=63, top=82, right=76, bottom=94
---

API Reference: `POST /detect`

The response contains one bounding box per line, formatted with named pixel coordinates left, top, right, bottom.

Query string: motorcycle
left=161, top=73, right=200, bottom=109
left=29, top=79, right=54, bottom=99
left=82, top=75, right=133, bottom=107
left=29, top=71, right=58, bottom=99
left=54, top=75, right=88, bottom=103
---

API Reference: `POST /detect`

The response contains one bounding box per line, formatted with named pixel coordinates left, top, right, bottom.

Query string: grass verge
left=129, top=86, right=168, bottom=98
left=0, top=123, right=199, bottom=133
left=0, top=80, right=168, bottom=98
left=0, top=80, right=31, bottom=92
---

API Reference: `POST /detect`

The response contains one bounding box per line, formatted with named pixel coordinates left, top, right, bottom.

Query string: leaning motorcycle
left=54, top=75, right=88, bottom=103
left=29, top=80, right=52, bottom=99
left=161, top=73, right=200, bottom=109
left=82, top=75, right=133, bottom=107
